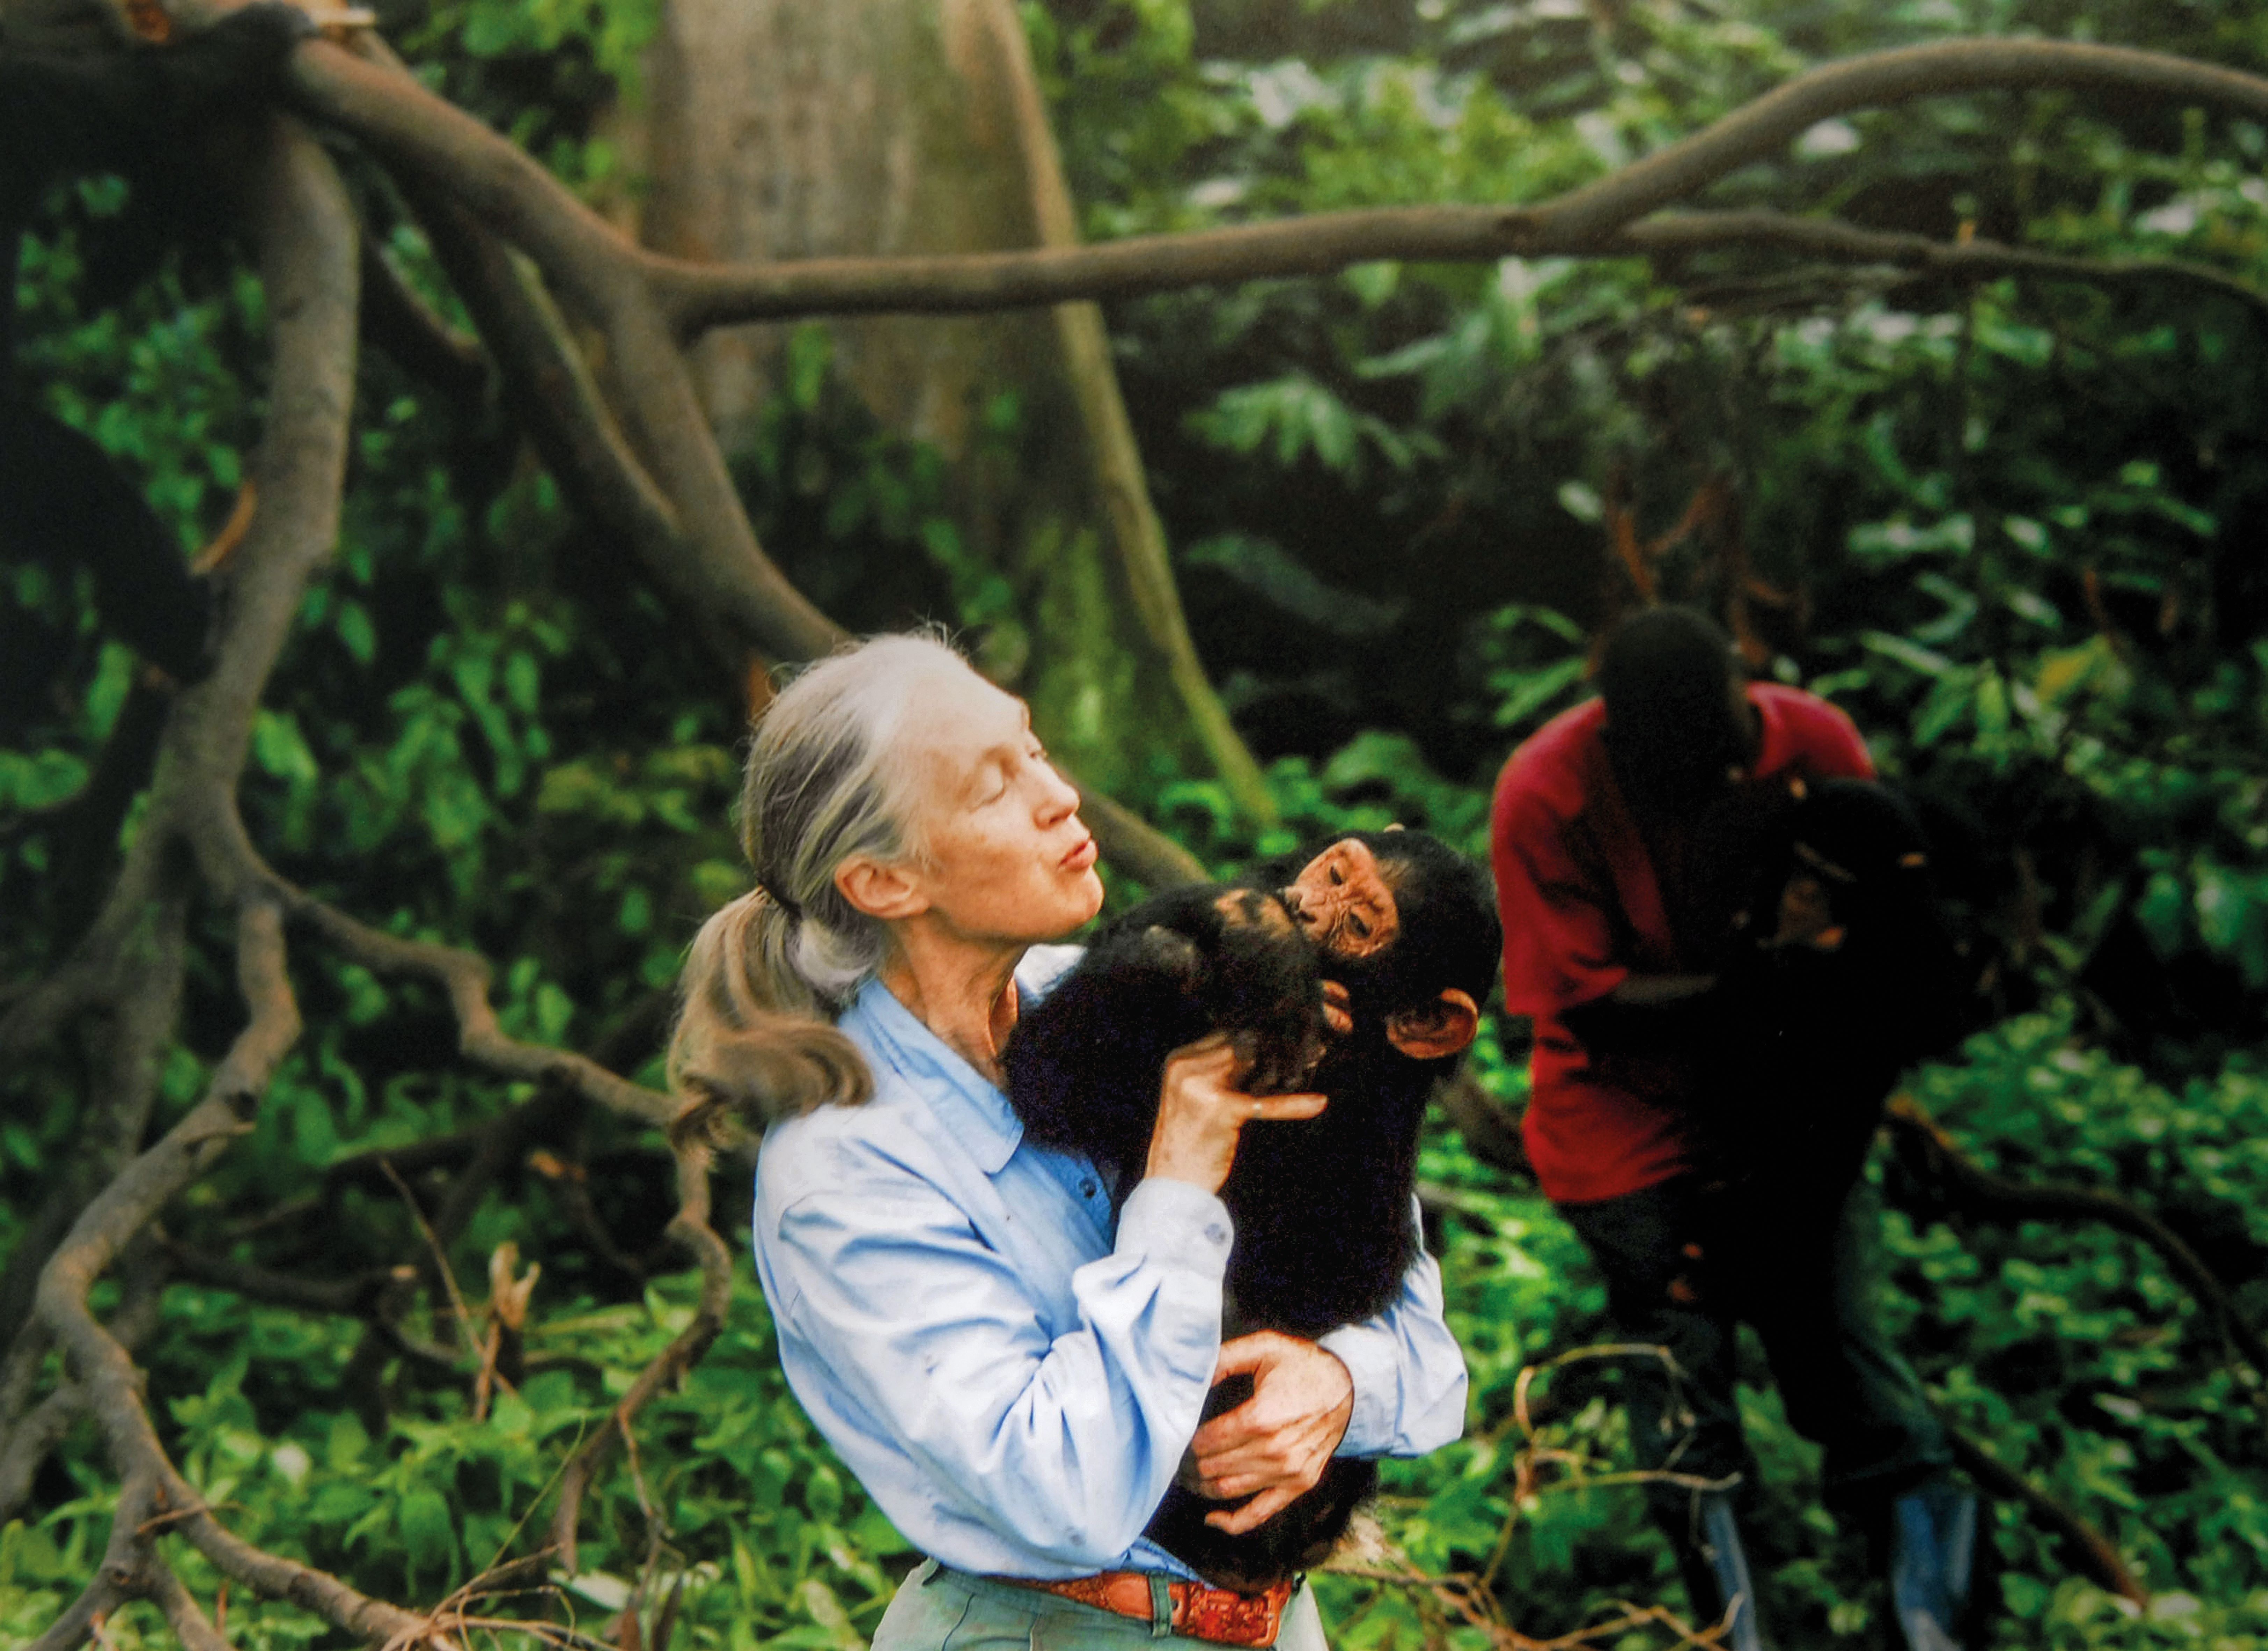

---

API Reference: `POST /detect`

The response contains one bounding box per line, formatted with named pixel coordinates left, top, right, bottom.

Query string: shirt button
left=1080, top=1178, right=1098, bottom=1199
left=1204, top=1223, right=1228, bottom=1246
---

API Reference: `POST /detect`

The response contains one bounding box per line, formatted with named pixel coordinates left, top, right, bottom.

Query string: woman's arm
left=1316, top=1207, right=1468, bottom=1457
left=1181, top=1203, right=1465, bottom=1529
left=763, top=1163, right=1234, bottom=1570
left=758, top=1038, right=1327, bottom=1572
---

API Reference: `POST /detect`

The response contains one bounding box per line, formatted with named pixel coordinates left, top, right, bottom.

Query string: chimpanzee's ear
left=1385, top=989, right=1479, bottom=1060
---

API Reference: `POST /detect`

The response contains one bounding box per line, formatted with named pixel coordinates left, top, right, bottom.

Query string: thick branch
left=287, top=885, right=678, bottom=1130
left=35, top=901, right=418, bottom=1642
left=20, top=120, right=430, bottom=1650
left=605, top=43, right=2268, bottom=327
left=350, top=72, right=1205, bottom=888
left=0, top=1239, right=166, bottom=1524
left=399, top=181, right=691, bottom=591
left=23, top=1547, right=135, bottom=1651
left=0, top=893, right=187, bottom=1374
left=1544, top=42, right=2268, bottom=244
left=289, top=36, right=844, bottom=665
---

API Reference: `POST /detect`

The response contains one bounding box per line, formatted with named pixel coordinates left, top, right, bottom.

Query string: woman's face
left=894, top=667, right=1103, bottom=945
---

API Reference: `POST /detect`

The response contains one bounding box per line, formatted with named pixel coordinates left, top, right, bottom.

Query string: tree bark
left=618, top=0, right=1268, bottom=810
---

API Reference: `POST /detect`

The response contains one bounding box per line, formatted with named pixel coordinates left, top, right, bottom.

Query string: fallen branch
left=1947, top=1426, right=2148, bottom=1606
left=160, top=1240, right=414, bottom=1318
left=1885, top=1094, right=2268, bottom=1378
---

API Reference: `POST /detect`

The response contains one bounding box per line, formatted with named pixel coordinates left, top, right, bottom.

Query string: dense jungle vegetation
left=8, top=0, right=2268, bottom=1647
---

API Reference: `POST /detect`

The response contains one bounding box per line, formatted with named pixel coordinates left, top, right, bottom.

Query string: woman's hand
left=1144, top=1033, right=1326, bottom=1195
left=1187, top=1332, right=1355, bottom=1532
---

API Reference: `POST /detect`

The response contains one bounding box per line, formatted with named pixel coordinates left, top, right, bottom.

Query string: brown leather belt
left=990, top=1570, right=1299, bottom=1646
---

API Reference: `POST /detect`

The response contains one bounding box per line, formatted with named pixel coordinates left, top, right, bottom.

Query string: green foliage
left=10, top=0, right=2268, bottom=1647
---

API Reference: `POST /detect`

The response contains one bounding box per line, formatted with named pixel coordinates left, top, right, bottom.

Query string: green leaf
left=336, top=599, right=377, bottom=665
left=1860, top=632, right=1955, bottom=677
left=1493, top=656, right=1587, bottom=730
left=252, top=710, right=321, bottom=785
left=397, top=1485, right=455, bottom=1571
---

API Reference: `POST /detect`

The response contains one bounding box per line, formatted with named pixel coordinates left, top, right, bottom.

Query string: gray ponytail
left=670, top=632, right=972, bottom=1140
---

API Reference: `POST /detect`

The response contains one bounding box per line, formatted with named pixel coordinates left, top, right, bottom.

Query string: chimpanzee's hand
left=1188, top=1331, right=1354, bottom=1533
left=1145, top=1035, right=1326, bottom=1195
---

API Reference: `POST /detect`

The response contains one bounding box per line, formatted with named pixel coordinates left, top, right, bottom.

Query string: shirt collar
left=842, top=974, right=1027, bottom=1175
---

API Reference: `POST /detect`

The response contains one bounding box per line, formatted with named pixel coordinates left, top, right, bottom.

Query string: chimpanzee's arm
left=1002, top=914, right=1211, bottom=1170
left=1559, top=971, right=1722, bottom=1056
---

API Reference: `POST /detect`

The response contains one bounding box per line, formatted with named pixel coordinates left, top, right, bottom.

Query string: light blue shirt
left=750, top=945, right=1469, bottom=1581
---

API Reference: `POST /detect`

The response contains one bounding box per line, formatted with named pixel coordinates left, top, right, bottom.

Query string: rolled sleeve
left=1319, top=1200, right=1467, bottom=1458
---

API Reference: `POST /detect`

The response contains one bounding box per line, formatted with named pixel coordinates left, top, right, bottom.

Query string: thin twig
left=379, top=1159, right=481, bottom=1361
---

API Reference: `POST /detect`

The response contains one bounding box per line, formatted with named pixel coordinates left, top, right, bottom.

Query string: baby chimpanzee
left=1683, top=776, right=1965, bottom=1211
left=1003, top=829, right=1501, bottom=1589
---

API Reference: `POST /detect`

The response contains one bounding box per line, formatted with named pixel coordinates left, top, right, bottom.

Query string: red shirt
left=1489, top=685, right=1874, bottom=1205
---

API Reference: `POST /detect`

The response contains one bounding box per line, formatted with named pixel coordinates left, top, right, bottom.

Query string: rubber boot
left=1669, top=1492, right=1765, bottom=1651
left=1887, top=1482, right=1977, bottom=1651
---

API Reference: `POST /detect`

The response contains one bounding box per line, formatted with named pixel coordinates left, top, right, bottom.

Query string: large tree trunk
left=614, top=0, right=1269, bottom=812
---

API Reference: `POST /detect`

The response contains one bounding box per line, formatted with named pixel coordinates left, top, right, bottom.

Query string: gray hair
left=669, top=631, right=976, bottom=1135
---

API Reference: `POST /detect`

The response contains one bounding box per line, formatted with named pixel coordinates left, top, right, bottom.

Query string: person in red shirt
left=1491, top=608, right=1971, bottom=1651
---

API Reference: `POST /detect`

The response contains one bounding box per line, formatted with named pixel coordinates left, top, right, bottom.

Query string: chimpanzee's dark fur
left=1683, top=776, right=1964, bottom=1211
left=1002, top=831, right=1500, bottom=1591
left=1005, top=882, right=1332, bottom=1187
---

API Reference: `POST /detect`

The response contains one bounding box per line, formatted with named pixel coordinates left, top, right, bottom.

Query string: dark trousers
left=1556, top=1174, right=1950, bottom=1528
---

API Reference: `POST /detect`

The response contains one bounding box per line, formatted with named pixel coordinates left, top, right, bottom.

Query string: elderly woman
left=673, top=634, right=1466, bottom=1651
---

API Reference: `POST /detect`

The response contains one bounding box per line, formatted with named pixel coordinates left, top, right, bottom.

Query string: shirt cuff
left=1115, top=1177, right=1235, bottom=1281
left=1317, top=1322, right=1398, bottom=1458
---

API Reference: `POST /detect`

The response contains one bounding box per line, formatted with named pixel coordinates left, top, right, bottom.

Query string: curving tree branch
left=285, top=879, right=680, bottom=1130
left=1945, top=1427, right=2149, bottom=1606
left=1885, top=1095, right=2268, bottom=1380
left=14, top=16, right=2268, bottom=1645
left=1623, top=211, right=2268, bottom=319
left=579, top=42, right=2268, bottom=327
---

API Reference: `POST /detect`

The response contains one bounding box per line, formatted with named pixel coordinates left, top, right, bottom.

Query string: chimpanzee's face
left=1280, top=838, right=1400, bottom=961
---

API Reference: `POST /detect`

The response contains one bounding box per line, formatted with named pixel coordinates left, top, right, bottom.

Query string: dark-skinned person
left=1487, top=607, right=1974, bottom=1651
left=670, top=633, right=1467, bottom=1651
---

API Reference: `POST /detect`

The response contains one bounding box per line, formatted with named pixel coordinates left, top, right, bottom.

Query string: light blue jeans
left=871, top=1560, right=1328, bottom=1651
